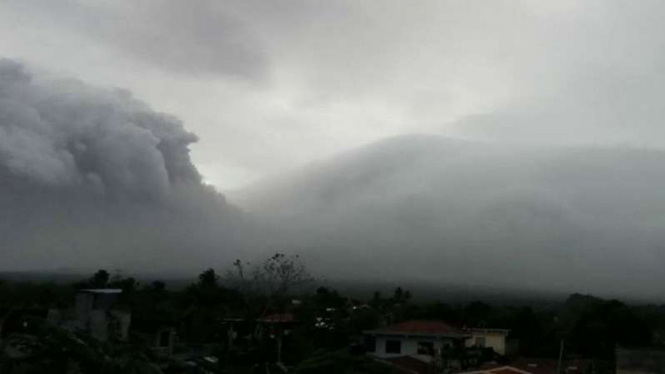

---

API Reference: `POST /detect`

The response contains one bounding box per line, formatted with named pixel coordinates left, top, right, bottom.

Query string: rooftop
left=78, top=289, right=122, bottom=294
left=468, top=327, right=511, bottom=335
left=365, top=320, right=469, bottom=338
left=257, top=313, right=294, bottom=323
left=468, top=358, right=591, bottom=374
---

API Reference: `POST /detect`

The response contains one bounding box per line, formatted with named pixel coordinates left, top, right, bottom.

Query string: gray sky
left=3, top=0, right=665, bottom=190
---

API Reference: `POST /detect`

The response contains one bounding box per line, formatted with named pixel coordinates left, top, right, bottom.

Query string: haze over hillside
left=4, top=57, right=665, bottom=301
left=234, top=135, right=665, bottom=299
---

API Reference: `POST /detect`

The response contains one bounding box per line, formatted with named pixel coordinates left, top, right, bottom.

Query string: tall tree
left=88, top=269, right=109, bottom=288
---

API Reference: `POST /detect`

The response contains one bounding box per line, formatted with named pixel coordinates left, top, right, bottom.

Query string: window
left=385, top=339, right=402, bottom=354
left=475, top=336, right=486, bottom=347
left=365, top=336, right=376, bottom=353
left=159, top=330, right=171, bottom=347
left=417, top=341, right=435, bottom=355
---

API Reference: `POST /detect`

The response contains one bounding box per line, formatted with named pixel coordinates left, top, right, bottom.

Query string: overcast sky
left=2, top=0, right=665, bottom=190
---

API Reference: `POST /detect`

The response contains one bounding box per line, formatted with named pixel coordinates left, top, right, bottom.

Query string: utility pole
left=556, top=339, right=565, bottom=374
left=277, top=327, right=283, bottom=364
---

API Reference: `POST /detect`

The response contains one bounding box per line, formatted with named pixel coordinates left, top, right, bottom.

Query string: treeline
left=2, top=255, right=665, bottom=372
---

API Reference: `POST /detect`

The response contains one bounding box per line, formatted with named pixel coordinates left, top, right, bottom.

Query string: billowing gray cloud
left=0, top=59, right=201, bottom=196
left=0, top=59, right=249, bottom=272
left=234, top=135, right=665, bottom=299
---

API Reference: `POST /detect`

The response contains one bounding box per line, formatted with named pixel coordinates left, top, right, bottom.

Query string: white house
left=465, top=328, right=511, bottom=356
left=363, top=320, right=514, bottom=372
left=364, top=320, right=471, bottom=362
left=48, top=289, right=131, bottom=342
left=74, top=289, right=131, bottom=341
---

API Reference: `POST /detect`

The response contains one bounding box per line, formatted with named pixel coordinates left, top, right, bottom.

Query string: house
left=617, top=347, right=665, bottom=374
left=145, top=326, right=177, bottom=358
left=257, top=313, right=295, bottom=324
left=256, top=313, right=295, bottom=339
left=465, top=328, right=511, bottom=356
left=256, top=313, right=296, bottom=363
left=364, top=320, right=471, bottom=361
left=458, top=357, right=592, bottom=374
left=47, top=288, right=130, bottom=342
left=364, top=320, right=516, bottom=372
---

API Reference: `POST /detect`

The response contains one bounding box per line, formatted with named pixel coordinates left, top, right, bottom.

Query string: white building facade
left=364, top=320, right=470, bottom=362
left=465, top=328, right=511, bottom=356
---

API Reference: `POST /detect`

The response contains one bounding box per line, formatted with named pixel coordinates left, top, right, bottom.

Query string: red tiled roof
left=257, top=313, right=294, bottom=323
left=368, top=320, right=468, bottom=337
left=472, top=358, right=590, bottom=374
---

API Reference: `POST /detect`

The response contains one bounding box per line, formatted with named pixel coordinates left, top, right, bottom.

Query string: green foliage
left=90, top=270, right=110, bottom=288
left=562, top=295, right=652, bottom=359
left=0, top=320, right=161, bottom=374
left=348, top=307, right=382, bottom=333
left=198, top=269, right=219, bottom=288
left=0, top=280, right=74, bottom=309
left=314, top=287, right=345, bottom=309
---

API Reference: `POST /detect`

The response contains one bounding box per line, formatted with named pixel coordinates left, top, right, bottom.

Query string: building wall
left=75, top=293, right=94, bottom=329
left=110, top=310, right=131, bottom=341
left=371, top=336, right=454, bottom=361
left=152, top=328, right=176, bottom=358
left=465, top=331, right=507, bottom=355
left=616, top=347, right=665, bottom=374
left=90, top=310, right=108, bottom=341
